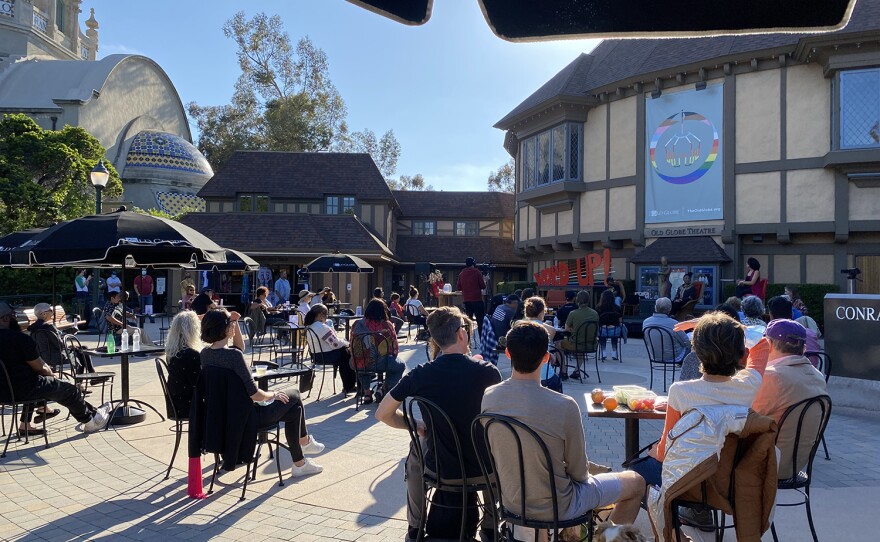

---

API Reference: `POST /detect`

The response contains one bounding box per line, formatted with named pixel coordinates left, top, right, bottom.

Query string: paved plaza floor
left=0, top=321, right=877, bottom=541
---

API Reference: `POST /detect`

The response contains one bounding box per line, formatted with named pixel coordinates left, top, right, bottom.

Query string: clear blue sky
left=86, top=1, right=599, bottom=191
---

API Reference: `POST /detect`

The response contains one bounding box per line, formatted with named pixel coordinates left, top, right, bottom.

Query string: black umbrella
left=196, top=248, right=259, bottom=272
left=0, top=228, right=45, bottom=266
left=347, top=0, right=852, bottom=39
left=305, top=253, right=374, bottom=273
left=11, top=209, right=226, bottom=268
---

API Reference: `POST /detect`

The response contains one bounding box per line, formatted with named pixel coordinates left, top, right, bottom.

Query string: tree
left=0, top=114, right=122, bottom=234
left=388, top=174, right=433, bottom=191
left=189, top=11, right=407, bottom=184
left=487, top=159, right=515, bottom=193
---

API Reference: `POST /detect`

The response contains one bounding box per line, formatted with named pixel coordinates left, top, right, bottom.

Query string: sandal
left=34, top=408, right=61, bottom=424
left=361, top=394, right=374, bottom=405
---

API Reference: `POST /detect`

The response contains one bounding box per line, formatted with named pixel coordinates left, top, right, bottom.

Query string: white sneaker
left=291, top=458, right=323, bottom=477
left=83, top=403, right=111, bottom=433
left=301, top=434, right=325, bottom=455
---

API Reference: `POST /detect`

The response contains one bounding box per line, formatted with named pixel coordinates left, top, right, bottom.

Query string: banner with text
left=645, top=84, right=724, bottom=224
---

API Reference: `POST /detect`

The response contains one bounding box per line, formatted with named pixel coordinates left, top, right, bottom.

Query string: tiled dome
left=124, top=131, right=213, bottom=177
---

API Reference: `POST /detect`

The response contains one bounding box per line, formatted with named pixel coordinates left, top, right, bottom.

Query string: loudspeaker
left=414, top=262, right=432, bottom=275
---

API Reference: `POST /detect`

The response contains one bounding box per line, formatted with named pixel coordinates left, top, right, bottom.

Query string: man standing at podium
left=457, top=257, right=486, bottom=335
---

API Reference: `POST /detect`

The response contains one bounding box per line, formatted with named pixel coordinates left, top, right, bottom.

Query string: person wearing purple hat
left=752, top=319, right=827, bottom=476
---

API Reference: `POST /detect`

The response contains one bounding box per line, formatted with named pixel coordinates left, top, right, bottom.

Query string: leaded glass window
left=519, top=122, right=583, bottom=192
left=840, top=69, right=880, bottom=149
left=552, top=125, right=566, bottom=181
left=537, top=131, right=550, bottom=185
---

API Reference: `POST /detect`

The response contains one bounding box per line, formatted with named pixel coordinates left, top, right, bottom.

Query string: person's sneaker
left=301, top=435, right=325, bottom=455
left=405, top=527, right=421, bottom=542
left=291, top=458, right=323, bottom=477
left=560, top=373, right=569, bottom=381
left=611, top=353, right=619, bottom=360
left=83, top=403, right=111, bottom=433
left=679, top=506, right=716, bottom=532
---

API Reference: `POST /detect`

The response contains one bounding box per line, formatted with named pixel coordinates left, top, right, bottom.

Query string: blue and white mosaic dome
left=124, top=130, right=213, bottom=178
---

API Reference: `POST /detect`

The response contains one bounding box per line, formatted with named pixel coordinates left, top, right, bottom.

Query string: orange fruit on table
left=602, top=397, right=618, bottom=411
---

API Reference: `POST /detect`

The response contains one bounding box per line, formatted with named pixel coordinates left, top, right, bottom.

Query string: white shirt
left=106, top=275, right=122, bottom=293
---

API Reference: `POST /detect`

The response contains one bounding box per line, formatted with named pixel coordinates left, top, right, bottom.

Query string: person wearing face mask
left=133, top=268, right=155, bottom=323
left=106, top=271, right=122, bottom=295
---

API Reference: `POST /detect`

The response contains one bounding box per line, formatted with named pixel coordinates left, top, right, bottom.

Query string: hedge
left=721, top=282, right=839, bottom=331
left=495, top=281, right=538, bottom=295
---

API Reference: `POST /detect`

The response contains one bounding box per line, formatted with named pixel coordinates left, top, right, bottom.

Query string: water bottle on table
left=107, top=332, right=116, bottom=355
left=120, top=328, right=129, bottom=352
left=132, top=328, right=141, bottom=351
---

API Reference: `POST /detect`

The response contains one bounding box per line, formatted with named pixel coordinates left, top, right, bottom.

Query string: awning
left=630, top=236, right=731, bottom=264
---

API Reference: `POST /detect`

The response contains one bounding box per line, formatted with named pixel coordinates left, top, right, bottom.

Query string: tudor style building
left=179, top=150, right=525, bottom=307
left=497, top=0, right=880, bottom=304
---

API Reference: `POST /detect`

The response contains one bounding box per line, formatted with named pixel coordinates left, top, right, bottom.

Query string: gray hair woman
left=741, top=296, right=766, bottom=327
left=164, top=311, right=203, bottom=416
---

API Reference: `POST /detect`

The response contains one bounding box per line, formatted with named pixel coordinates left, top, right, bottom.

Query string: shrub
left=495, top=281, right=537, bottom=295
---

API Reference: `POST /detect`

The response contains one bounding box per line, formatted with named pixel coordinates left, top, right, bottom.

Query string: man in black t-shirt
left=555, top=290, right=578, bottom=327
left=376, top=306, right=502, bottom=542
left=190, top=288, right=216, bottom=316
left=0, top=302, right=110, bottom=434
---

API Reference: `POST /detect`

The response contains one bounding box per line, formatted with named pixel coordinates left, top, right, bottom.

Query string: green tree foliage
left=487, top=159, right=515, bottom=193
left=189, top=11, right=404, bottom=182
left=388, top=173, right=434, bottom=191
left=0, top=114, right=122, bottom=234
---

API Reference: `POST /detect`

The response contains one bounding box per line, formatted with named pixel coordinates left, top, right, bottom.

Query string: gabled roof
left=394, top=236, right=525, bottom=266
left=179, top=213, right=393, bottom=258
left=497, top=0, right=880, bottom=129
left=197, top=151, right=397, bottom=204
left=630, top=236, right=731, bottom=264
left=392, top=191, right=515, bottom=220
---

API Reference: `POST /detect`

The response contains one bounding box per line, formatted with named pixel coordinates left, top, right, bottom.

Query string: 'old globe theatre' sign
left=824, top=293, right=880, bottom=381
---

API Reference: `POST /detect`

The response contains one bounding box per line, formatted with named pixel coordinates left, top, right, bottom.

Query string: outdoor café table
left=585, top=397, right=665, bottom=460
left=135, top=312, right=165, bottom=328
left=327, top=302, right=352, bottom=314
left=82, top=345, right=166, bottom=426
left=336, top=314, right=361, bottom=338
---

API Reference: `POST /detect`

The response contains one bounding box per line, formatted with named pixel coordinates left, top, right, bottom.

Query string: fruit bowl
left=626, top=390, right=658, bottom=412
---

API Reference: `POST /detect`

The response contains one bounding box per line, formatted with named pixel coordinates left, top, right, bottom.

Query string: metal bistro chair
left=405, top=396, right=494, bottom=542
left=0, top=359, right=50, bottom=458
left=92, top=307, right=107, bottom=349
left=304, top=326, right=338, bottom=401
left=61, top=335, right=115, bottom=407
left=406, top=303, right=427, bottom=343
left=243, top=316, right=274, bottom=366
left=643, top=325, right=687, bottom=393
left=472, top=413, right=594, bottom=542
left=154, top=358, right=187, bottom=480
left=351, top=331, right=392, bottom=411
left=597, top=312, right=624, bottom=363
left=271, top=323, right=306, bottom=368
left=804, top=351, right=832, bottom=460
left=770, top=395, right=832, bottom=542
left=562, top=320, right=600, bottom=383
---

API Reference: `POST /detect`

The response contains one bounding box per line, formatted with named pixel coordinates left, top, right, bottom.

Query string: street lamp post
left=90, top=160, right=109, bottom=329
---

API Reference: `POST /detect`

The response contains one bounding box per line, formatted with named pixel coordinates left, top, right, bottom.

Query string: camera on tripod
left=840, top=267, right=861, bottom=280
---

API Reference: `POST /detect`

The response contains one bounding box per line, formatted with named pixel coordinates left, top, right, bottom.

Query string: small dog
left=594, top=522, right=646, bottom=542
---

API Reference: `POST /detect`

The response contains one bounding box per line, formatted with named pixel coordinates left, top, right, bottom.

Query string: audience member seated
left=320, top=287, right=337, bottom=306
left=559, top=290, right=599, bottom=380
left=512, top=297, right=563, bottom=385
left=677, top=304, right=741, bottom=382
left=481, top=322, right=645, bottom=535
left=642, top=297, right=690, bottom=363
left=767, top=295, right=821, bottom=355
left=752, top=319, right=827, bottom=477
left=190, top=288, right=217, bottom=316
left=490, top=294, right=520, bottom=346
left=0, top=301, right=110, bottom=435
left=374, top=287, right=404, bottom=335
left=596, top=290, right=624, bottom=361
left=297, top=290, right=315, bottom=319
left=350, top=299, right=406, bottom=404
left=165, top=311, right=203, bottom=417
left=181, top=284, right=196, bottom=311
left=28, top=303, right=69, bottom=371
left=604, top=276, right=626, bottom=306
left=375, top=306, right=502, bottom=542
left=785, top=285, right=808, bottom=317
left=404, top=286, right=429, bottom=327
left=304, top=304, right=357, bottom=394
left=389, top=292, right=405, bottom=319
left=247, top=286, right=284, bottom=335
left=199, top=308, right=326, bottom=478
left=735, top=257, right=762, bottom=298
left=103, top=291, right=155, bottom=346
left=555, top=290, right=578, bottom=328
left=725, top=296, right=746, bottom=322
left=741, top=296, right=767, bottom=327
left=628, top=313, right=769, bottom=489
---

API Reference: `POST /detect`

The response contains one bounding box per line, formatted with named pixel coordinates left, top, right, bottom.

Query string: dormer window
left=521, top=122, right=582, bottom=191
left=238, top=193, right=269, bottom=212
left=413, top=220, right=436, bottom=236
left=326, top=195, right=356, bottom=215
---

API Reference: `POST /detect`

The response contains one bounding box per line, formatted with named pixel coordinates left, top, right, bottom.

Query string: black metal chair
left=643, top=325, right=688, bottom=392
left=304, top=326, right=338, bottom=401
left=804, top=352, right=832, bottom=460
left=154, top=358, right=187, bottom=480
left=92, top=307, right=107, bottom=349
left=561, top=320, right=599, bottom=383
left=351, top=331, right=392, bottom=411
left=472, top=413, right=593, bottom=542
left=405, top=397, right=494, bottom=542
left=61, top=335, right=115, bottom=407
left=597, top=311, right=624, bottom=363
left=243, top=316, right=274, bottom=366
left=0, top=359, right=50, bottom=458
left=199, top=366, right=286, bottom=501
left=405, top=303, right=427, bottom=342
left=670, top=438, right=747, bottom=542
left=770, top=395, right=832, bottom=542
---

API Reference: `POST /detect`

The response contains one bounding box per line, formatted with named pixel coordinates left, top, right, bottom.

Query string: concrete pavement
left=0, top=320, right=876, bottom=541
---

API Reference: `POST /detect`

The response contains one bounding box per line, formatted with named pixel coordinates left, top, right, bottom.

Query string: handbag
left=298, top=368, right=315, bottom=393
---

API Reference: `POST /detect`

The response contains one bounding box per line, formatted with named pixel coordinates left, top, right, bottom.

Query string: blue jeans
left=138, top=294, right=153, bottom=312
left=357, top=355, right=406, bottom=392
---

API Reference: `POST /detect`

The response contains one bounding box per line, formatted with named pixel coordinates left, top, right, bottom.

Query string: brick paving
left=0, top=323, right=877, bottom=541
